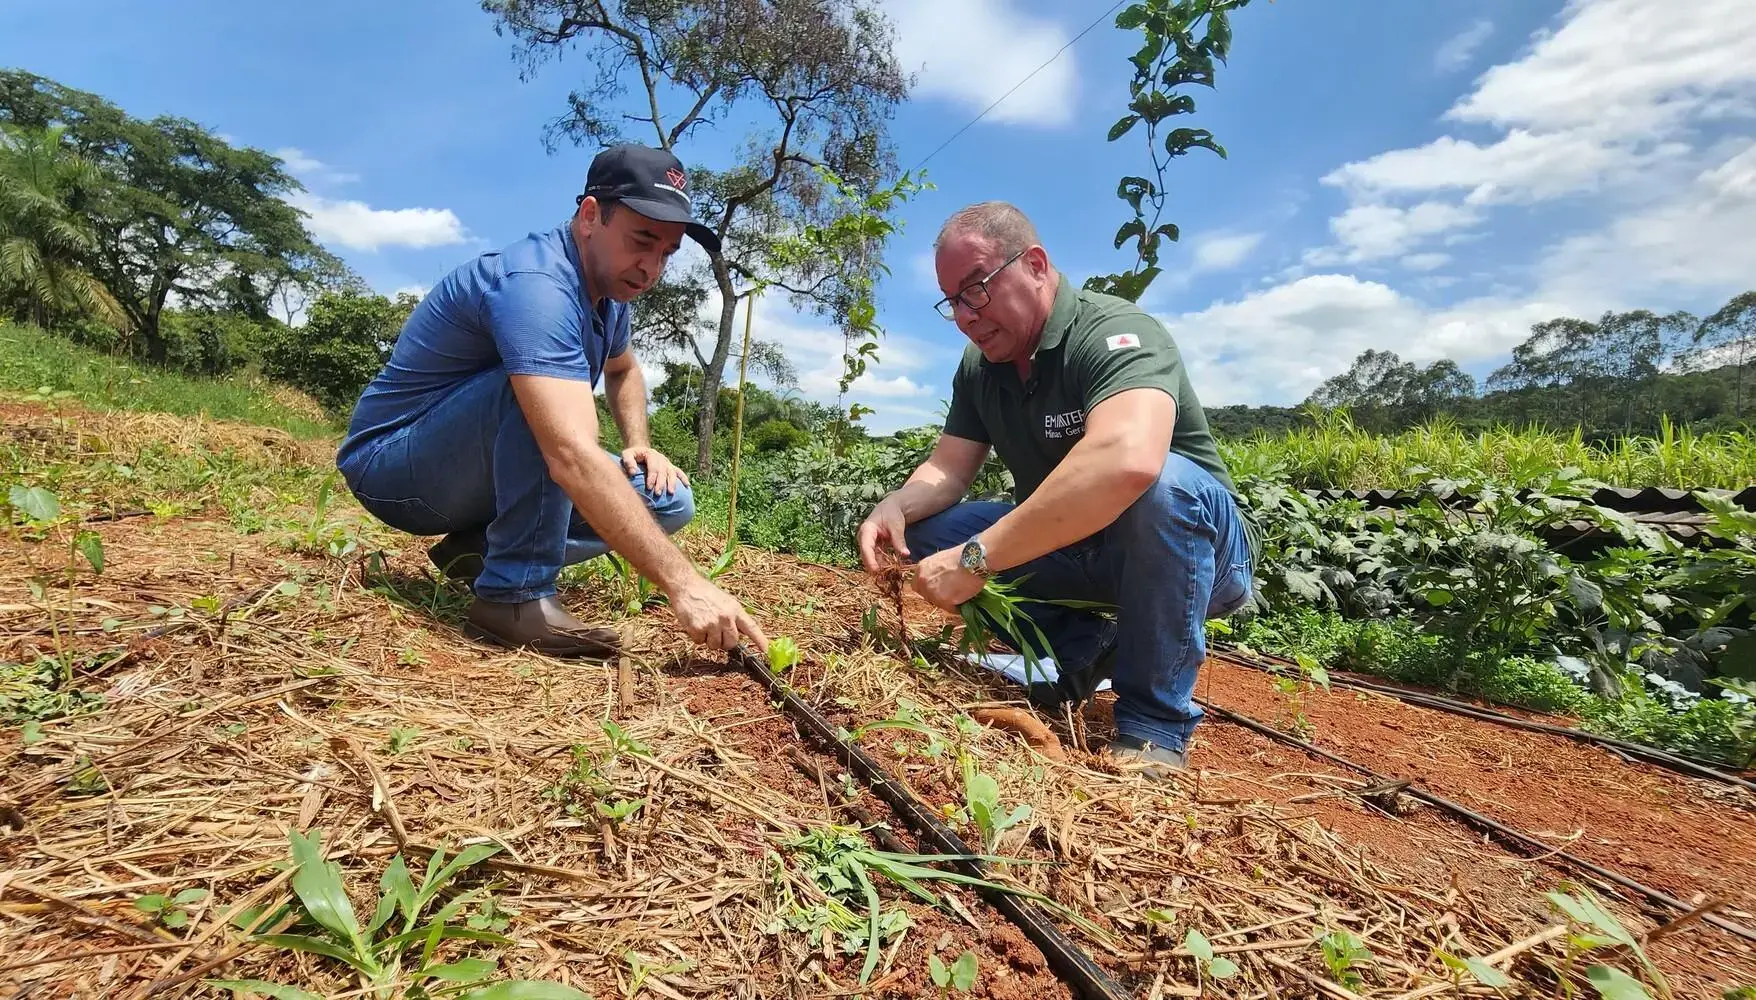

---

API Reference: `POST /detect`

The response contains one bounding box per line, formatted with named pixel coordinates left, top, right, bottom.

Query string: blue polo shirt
left=337, top=221, right=629, bottom=470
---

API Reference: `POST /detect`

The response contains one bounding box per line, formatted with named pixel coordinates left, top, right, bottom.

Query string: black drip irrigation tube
left=1194, top=697, right=1756, bottom=946
left=728, top=648, right=1136, bottom=1000
left=1208, top=642, right=1756, bottom=794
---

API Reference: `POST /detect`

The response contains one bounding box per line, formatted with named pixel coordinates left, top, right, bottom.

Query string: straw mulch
left=3, top=504, right=1675, bottom=1000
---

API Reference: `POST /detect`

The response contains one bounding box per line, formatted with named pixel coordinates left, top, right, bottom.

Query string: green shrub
left=1582, top=691, right=1756, bottom=768
left=749, top=418, right=809, bottom=454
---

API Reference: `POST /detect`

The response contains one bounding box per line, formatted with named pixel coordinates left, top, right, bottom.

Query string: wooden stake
left=725, top=291, right=757, bottom=547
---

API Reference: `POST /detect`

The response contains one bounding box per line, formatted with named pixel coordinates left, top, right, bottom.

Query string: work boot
left=1106, top=734, right=1188, bottom=779
left=465, top=596, right=622, bottom=659
left=1025, top=630, right=1118, bottom=710
left=428, top=527, right=487, bottom=583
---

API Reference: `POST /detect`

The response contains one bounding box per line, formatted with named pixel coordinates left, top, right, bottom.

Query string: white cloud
left=1159, top=275, right=1570, bottom=407
left=274, top=147, right=360, bottom=185
left=660, top=287, right=952, bottom=434
left=288, top=191, right=469, bottom=252
left=1435, top=19, right=1493, bottom=73
left=887, top=0, right=1077, bottom=127
left=389, top=284, right=430, bottom=300
left=1191, top=232, right=1263, bottom=272
left=1401, top=253, right=1452, bottom=272
left=1308, top=201, right=1482, bottom=264
left=1539, top=140, right=1756, bottom=305
left=1450, top=0, right=1756, bottom=135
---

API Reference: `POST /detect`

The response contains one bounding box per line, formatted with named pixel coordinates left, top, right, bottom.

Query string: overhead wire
left=907, top=0, right=1131, bottom=174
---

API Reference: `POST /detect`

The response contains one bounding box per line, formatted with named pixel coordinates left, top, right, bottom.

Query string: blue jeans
left=336, top=366, right=694, bottom=604
left=906, top=453, right=1253, bottom=751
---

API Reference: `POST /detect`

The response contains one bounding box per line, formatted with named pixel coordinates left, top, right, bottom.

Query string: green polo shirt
left=944, top=275, right=1258, bottom=561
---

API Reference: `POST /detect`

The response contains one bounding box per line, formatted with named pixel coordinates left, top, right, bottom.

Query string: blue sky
left=5, top=0, right=1754, bottom=433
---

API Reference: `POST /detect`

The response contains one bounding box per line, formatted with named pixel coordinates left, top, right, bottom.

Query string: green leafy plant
left=386, top=726, right=420, bottom=755
left=133, top=887, right=208, bottom=929
left=774, top=825, right=1102, bottom=985
left=210, top=828, right=588, bottom=999
left=1546, top=886, right=1670, bottom=1000
left=960, top=756, right=1030, bottom=852
left=767, top=636, right=801, bottom=675
left=928, top=950, right=979, bottom=994
left=1088, top=0, right=1252, bottom=302
left=594, top=797, right=645, bottom=824
left=281, top=471, right=362, bottom=559
left=1437, top=950, right=1512, bottom=990
left=956, top=577, right=1110, bottom=686
left=6, top=483, right=105, bottom=685
left=1183, top=927, right=1239, bottom=981
left=1318, top=930, right=1373, bottom=991
left=605, top=552, right=662, bottom=614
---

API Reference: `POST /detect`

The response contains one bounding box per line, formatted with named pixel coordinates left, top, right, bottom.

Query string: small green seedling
left=1547, top=886, right=1670, bottom=1000
left=705, top=546, right=736, bottom=580
left=386, top=726, right=419, bottom=755
left=595, top=797, right=645, bottom=824
left=209, top=828, right=590, bottom=999
left=1437, top=951, right=1512, bottom=989
left=928, top=950, right=979, bottom=993
left=768, top=636, right=801, bottom=675
left=134, top=887, right=208, bottom=929
left=1184, top=928, right=1239, bottom=981
left=601, top=719, right=649, bottom=758
left=961, top=756, right=1029, bottom=852
left=1318, top=930, right=1373, bottom=990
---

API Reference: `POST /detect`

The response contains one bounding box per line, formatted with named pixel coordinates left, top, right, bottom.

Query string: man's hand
left=669, top=576, right=769, bottom=652
left=911, top=547, right=985, bottom=612
left=622, top=446, right=689, bottom=497
left=857, top=496, right=912, bottom=573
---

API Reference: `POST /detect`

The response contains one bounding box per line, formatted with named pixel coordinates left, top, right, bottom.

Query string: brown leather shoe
left=464, top=596, right=622, bottom=659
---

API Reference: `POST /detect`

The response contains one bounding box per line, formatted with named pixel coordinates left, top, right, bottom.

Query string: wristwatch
left=958, top=536, right=992, bottom=578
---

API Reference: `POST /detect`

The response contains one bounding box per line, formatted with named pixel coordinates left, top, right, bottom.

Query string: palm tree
left=0, top=123, right=127, bottom=331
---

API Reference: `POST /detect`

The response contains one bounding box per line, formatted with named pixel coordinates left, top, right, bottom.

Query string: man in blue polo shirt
left=338, top=145, right=766, bottom=658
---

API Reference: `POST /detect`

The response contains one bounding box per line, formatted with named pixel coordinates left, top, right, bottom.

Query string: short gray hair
left=935, top=201, right=1041, bottom=256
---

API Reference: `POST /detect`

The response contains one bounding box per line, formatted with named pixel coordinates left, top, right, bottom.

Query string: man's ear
left=576, top=195, right=605, bottom=234
left=1025, top=245, right=1052, bottom=278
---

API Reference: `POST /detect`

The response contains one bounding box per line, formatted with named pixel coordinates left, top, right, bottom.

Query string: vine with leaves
left=1085, top=0, right=1252, bottom=303
left=761, top=165, right=930, bottom=451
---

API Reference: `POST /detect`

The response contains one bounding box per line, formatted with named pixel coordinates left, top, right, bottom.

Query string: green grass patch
left=0, top=323, right=338, bottom=439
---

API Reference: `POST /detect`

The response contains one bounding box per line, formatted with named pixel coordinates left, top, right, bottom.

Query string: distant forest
left=1205, top=293, right=1756, bottom=441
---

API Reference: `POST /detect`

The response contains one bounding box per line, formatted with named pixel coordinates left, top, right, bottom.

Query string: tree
left=261, top=290, right=419, bottom=413
left=0, top=71, right=330, bottom=363
left=0, top=123, right=126, bottom=330
left=1687, top=291, right=1756, bottom=419
left=1088, top=0, right=1252, bottom=302
left=1489, top=309, right=1693, bottom=434
left=485, top=0, right=911, bottom=475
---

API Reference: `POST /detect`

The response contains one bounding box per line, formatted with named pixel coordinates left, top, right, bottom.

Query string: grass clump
left=0, top=322, right=338, bottom=439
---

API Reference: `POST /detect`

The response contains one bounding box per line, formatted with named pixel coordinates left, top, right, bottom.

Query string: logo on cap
left=665, top=168, right=687, bottom=190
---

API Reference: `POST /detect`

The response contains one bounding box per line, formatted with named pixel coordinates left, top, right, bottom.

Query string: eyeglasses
left=933, top=248, right=1028, bottom=320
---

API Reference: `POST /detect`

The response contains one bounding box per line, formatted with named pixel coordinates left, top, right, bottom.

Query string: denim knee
left=654, top=483, right=695, bottom=534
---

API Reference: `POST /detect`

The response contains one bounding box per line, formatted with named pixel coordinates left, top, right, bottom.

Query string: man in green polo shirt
left=856, top=201, right=1256, bottom=776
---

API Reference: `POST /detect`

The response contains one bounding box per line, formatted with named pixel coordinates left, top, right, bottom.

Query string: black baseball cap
left=578, top=144, right=720, bottom=254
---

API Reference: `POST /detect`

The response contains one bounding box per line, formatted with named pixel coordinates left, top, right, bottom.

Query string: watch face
left=960, top=541, right=983, bottom=572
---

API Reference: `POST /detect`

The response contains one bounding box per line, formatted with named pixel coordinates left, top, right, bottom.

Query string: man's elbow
left=1113, top=441, right=1167, bottom=494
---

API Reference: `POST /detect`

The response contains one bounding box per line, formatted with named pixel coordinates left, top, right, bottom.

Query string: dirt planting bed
left=3, top=407, right=1753, bottom=999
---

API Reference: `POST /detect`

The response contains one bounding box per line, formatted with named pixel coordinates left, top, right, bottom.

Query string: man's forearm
left=978, top=442, right=1158, bottom=572
left=549, top=442, right=696, bottom=590
left=890, top=464, right=972, bottom=522
left=604, top=369, right=651, bottom=448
